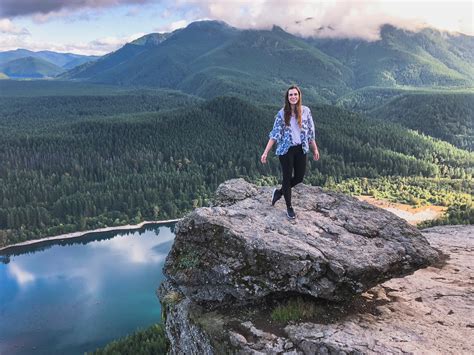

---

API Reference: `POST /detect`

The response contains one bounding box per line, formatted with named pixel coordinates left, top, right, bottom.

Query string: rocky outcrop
left=158, top=179, right=462, bottom=354
left=160, top=225, right=473, bottom=354
left=284, top=225, right=474, bottom=354
left=162, top=179, right=438, bottom=306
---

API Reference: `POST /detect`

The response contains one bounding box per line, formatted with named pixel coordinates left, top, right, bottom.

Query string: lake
left=0, top=223, right=175, bottom=354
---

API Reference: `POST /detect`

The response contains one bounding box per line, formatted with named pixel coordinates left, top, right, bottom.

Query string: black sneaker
left=287, top=207, right=296, bottom=219
left=271, top=188, right=282, bottom=206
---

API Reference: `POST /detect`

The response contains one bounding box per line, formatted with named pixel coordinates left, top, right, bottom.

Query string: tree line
left=1, top=95, right=472, bottom=247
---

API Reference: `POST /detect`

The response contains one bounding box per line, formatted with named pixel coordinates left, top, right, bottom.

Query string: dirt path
left=356, top=196, right=446, bottom=225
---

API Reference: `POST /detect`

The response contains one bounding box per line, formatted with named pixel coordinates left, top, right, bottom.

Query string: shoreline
left=0, top=196, right=446, bottom=252
left=0, top=219, right=182, bottom=252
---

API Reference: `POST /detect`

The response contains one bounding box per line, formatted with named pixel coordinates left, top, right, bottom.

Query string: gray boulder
left=159, top=222, right=472, bottom=354
left=163, top=178, right=439, bottom=305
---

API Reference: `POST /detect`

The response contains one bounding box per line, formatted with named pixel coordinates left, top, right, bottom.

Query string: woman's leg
left=279, top=148, right=295, bottom=208
left=291, top=145, right=307, bottom=187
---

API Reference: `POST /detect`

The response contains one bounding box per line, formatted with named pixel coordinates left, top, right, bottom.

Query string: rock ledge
left=163, top=179, right=439, bottom=306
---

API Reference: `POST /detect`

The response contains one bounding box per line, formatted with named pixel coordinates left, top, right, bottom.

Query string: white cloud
left=91, top=230, right=175, bottom=264
left=0, top=18, right=29, bottom=35
left=91, top=32, right=146, bottom=47
left=8, top=264, right=35, bottom=285
left=154, top=19, right=192, bottom=33
left=1, top=0, right=471, bottom=56
left=0, top=32, right=146, bottom=55
left=178, top=0, right=474, bottom=39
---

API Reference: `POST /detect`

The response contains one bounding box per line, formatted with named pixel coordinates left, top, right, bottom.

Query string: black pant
left=278, top=145, right=306, bottom=208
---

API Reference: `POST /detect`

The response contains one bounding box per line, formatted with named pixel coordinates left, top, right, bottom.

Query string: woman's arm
left=261, top=138, right=276, bottom=164
left=310, top=139, right=320, bottom=161
left=307, top=107, right=319, bottom=161
left=262, top=111, right=283, bottom=164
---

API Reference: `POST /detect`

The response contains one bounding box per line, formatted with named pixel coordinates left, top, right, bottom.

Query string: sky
left=0, top=0, right=472, bottom=56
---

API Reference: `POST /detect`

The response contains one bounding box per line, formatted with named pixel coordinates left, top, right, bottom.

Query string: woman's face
left=288, top=88, right=300, bottom=105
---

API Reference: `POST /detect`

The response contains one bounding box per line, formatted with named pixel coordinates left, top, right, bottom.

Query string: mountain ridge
left=0, top=49, right=98, bottom=78
left=0, top=48, right=98, bottom=68
left=59, top=20, right=473, bottom=102
left=0, top=56, right=64, bottom=78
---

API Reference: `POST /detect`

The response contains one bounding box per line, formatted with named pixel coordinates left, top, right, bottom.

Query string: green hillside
left=62, top=56, right=99, bottom=70
left=0, top=80, right=148, bottom=97
left=308, top=25, right=473, bottom=88
left=178, top=26, right=352, bottom=101
left=1, top=95, right=472, bottom=246
left=336, top=86, right=414, bottom=111
left=34, top=50, right=97, bottom=68
left=0, top=49, right=97, bottom=72
left=335, top=86, right=473, bottom=111
left=0, top=56, right=64, bottom=78
left=84, top=21, right=239, bottom=88
left=369, top=91, right=474, bottom=150
left=0, top=49, right=34, bottom=65
left=63, top=33, right=169, bottom=79
left=0, top=90, right=201, bottom=133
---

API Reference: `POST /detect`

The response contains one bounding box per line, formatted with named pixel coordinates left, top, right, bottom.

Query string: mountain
left=0, top=57, right=64, bottom=78
left=130, top=32, right=172, bottom=46
left=34, top=50, right=98, bottom=68
left=64, top=21, right=352, bottom=103
left=334, top=85, right=474, bottom=151
left=64, top=21, right=239, bottom=87
left=61, top=56, right=100, bottom=70
left=0, top=49, right=98, bottom=71
left=175, top=25, right=352, bottom=102
left=63, top=32, right=171, bottom=80
left=63, top=21, right=473, bottom=103
left=0, top=49, right=35, bottom=64
left=307, top=25, right=474, bottom=88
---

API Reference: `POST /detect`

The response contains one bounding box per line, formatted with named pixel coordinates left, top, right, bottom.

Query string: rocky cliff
left=158, top=179, right=472, bottom=354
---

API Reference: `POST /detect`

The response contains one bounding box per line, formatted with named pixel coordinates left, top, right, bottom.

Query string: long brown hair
left=284, top=85, right=302, bottom=127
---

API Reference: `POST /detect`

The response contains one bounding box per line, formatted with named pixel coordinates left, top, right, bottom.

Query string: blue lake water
left=0, top=223, right=175, bottom=355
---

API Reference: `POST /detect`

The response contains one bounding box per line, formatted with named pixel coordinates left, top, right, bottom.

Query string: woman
left=261, top=85, right=320, bottom=219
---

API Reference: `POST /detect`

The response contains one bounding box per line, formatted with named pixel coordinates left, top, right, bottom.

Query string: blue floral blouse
left=269, top=105, right=316, bottom=156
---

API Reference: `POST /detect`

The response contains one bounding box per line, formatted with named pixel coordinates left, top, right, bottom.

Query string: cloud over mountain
left=184, top=0, right=473, bottom=39
left=2, top=1, right=472, bottom=40
left=0, top=0, right=471, bottom=55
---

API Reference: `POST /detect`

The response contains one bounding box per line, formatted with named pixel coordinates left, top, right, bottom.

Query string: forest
left=0, top=89, right=472, bottom=247
left=91, top=324, right=167, bottom=354
left=370, top=92, right=474, bottom=151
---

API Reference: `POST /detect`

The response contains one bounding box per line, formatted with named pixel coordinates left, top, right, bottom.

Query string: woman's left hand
left=313, top=149, right=320, bottom=161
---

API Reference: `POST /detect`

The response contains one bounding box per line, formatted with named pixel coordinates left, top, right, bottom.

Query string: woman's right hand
left=261, top=139, right=275, bottom=164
